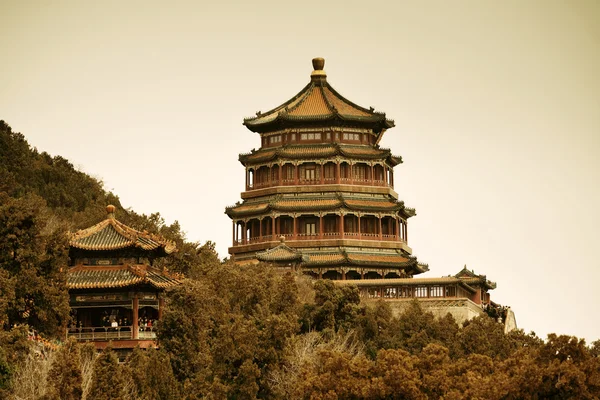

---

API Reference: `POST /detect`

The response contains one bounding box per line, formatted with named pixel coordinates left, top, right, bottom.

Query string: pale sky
left=1, top=0, right=599, bottom=343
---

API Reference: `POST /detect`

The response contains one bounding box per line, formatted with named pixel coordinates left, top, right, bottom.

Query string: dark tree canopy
left=1, top=120, right=599, bottom=399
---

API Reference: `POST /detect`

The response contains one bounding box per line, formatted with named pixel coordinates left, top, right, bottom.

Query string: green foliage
left=0, top=193, right=70, bottom=336
left=2, top=120, right=599, bottom=398
left=159, top=262, right=300, bottom=398
left=124, top=347, right=181, bottom=400
left=0, top=326, right=31, bottom=394
left=44, top=338, right=83, bottom=400
left=88, top=345, right=124, bottom=400
left=300, top=279, right=362, bottom=334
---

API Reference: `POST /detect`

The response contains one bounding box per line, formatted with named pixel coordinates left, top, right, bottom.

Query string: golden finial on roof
left=106, top=205, right=116, bottom=219
left=279, top=235, right=286, bottom=243
left=311, top=57, right=326, bottom=82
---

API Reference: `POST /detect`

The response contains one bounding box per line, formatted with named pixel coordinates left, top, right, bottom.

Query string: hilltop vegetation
left=1, top=120, right=599, bottom=399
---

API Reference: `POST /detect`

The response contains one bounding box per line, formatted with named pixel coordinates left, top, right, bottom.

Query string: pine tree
left=88, top=345, right=124, bottom=400
left=45, top=338, right=83, bottom=400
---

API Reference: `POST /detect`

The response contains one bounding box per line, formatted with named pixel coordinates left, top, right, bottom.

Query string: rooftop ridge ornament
left=311, top=57, right=326, bottom=82
left=106, top=204, right=116, bottom=219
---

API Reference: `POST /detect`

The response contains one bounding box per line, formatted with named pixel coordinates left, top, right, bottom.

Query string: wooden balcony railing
left=232, top=233, right=405, bottom=247
left=66, top=326, right=156, bottom=340
left=246, top=178, right=393, bottom=190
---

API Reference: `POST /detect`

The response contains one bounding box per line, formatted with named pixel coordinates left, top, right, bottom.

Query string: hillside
left=1, top=120, right=599, bottom=399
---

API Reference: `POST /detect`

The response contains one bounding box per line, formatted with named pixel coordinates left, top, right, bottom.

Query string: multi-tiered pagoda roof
left=226, top=58, right=426, bottom=279
left=68, top=205, right=179, bottom=290
left=243, top=58, right=394, bottom=136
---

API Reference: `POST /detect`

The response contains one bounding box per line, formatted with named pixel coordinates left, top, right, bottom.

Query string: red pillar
left=396, top=218, right=400, bottom=240
left=320, top=164, right=324, bottom=184
left=158, top=296, right=164, bottom=321
left=340, top=214, right=345, bottom=238
left=358, top=215, right=362, bottom=239
left=259, top=219, right=263, bottom=241
left=271, top=216, right=276, bottom=239
left=242, top=221, right=247, bottom=245
left=378, top=217, right=383, bottom=240
left=370, top=165, right=374, bottom=185
left=279, top=164, right=283, bottom=186
left=294, top=164, right=299, bottom=185
left=404, top=220, right=407, bottom=242
left=336, top=162, right=341, bottom=184
left=132, top=294, right=139, bottom=339
left=293, top=216, right=297, bottom=240
left=232, top=221, right=236, bottom=245
left=319, top=215, right=324, bottom=239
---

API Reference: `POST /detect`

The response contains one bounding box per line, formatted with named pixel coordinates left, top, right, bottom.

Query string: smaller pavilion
left=336, top=265, right=502, bottom=324
left=66, top=205, right=180, bottom=350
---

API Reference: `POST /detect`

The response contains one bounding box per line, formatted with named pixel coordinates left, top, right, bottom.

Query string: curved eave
left=390, top=155, right=403, bottom=166
left=69, top=218, right=177, bottom=255
left=67, top=268, right=181, bottom=290
left=243, top=82, right=314, bottom=125
left=238, top=145, right=397, bottom=167
left=400, top=207, right=417, bottom=219
left=244, top=114, right=392, bottom=134
left=70, top=238, right=176, bottom=255
left=346, top=257, right=415, bottom=267
left=226, top=198, right=406, bottom=218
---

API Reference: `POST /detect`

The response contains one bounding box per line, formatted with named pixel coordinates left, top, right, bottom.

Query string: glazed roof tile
left=346, top=253, right=411, bottom=265
left=230, top=203, right=269, bottom=213
left=255, top=240, right=306, bottom=262
left=455, top=265, right=497, bottom=289
left=344, top=199, right=401, bottom=210
left=69, top=209, right=176, bottom=255
left=239, top=144, right=396, bottom=165
left=288, top=86, right=331, bottom=116
left=299, top=249, right=416, bottom=268
left=243, top=59, right=394, bottom=134
left=275, top=198, right=341, bottom=210
left=225, top=196, right=403, bottom=217
left=303, top=253, right=347, bottom=265
left=322, top=87, right=372, bottom=117
left=68, top=266, right=181, bottom=290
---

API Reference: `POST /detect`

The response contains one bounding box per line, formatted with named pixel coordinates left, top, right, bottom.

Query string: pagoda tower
left=226, top=58, right=427, bottom=280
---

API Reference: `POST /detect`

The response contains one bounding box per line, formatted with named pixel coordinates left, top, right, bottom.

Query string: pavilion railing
left=67, top=326, right=157, bottom=341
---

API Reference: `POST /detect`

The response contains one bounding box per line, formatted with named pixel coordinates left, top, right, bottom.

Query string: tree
left=0, top=193, right=70, bottom=337
left=44, top=338, right=83, bottom=400
left=88, top=345, right=124, bottom=400
left=124, top=346, right=181, bottom=400
left=0, top=325, right=31, bottom=395
left=300, top=279, right=362, bottom=334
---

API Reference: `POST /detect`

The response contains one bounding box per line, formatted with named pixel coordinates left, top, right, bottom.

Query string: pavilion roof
left=226, top=195, right=413, bottom=218
left=255, top=238, right=307, bottom=263
left=455, top=265, right=497, bottom=290
left=243, top=58, right=394, bottom=136
left=70, top=206, right=176, bottom=256
left=301, top=249, right=424, bottom=272
left=67, top=265, right=181, bottom=290
left=239, top=144, right=402, bottom=166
